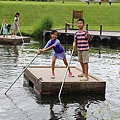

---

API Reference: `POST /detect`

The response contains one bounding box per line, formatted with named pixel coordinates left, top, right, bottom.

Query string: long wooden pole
left=58, top=49, right=74, bottom=98
left=4, top=54, right=38, bottom=95
left=0, top=23, right=3, bottom=34
left=17, top=25, right=24, bottom=44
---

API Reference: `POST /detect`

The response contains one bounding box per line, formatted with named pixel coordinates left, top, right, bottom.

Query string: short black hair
left=77, top=18, right=85, bottom=24
left=16, top=12, right=20, bottom=15
left=7, top=24, right=11, bottom=27
left=50, top=30, right=58, bottom=35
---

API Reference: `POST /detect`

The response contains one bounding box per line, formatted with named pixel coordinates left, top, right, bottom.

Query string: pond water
left=0, top=41, right=120, bottom=120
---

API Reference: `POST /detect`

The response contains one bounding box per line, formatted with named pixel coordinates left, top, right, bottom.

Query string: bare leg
left=80, top=62, right=85, bottom=74
left=52, top=56, right=56, bottom=74
left=13, top=30, right=15, bottom=35
left=13, top=30, right=17, bottom=36
left=63, top=58, right=71, bottom=73
left=84, top=63, right=89, bottom=80
left=6, top=34, right=8, bottom=38
left=15, top=30, right=17, bottom=35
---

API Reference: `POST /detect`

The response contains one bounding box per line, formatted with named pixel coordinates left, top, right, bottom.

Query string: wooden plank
left=0, top=35, right=30, bottom=44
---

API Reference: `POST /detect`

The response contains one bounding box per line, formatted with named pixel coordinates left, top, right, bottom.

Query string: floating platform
left=24, top=66, right=106, bottom=95
left=0, top=35, right=30, bottom=45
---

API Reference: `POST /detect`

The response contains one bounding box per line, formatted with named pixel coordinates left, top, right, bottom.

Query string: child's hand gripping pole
left=37, top=48, right=45, bottom=55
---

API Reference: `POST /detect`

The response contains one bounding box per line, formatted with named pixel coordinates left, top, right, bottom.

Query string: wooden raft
left=0, top=35, right=30, bottom=45
left=24, top=66, right=106, bottom=95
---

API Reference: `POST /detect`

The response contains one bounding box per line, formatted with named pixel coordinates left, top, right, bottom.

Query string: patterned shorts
left=53, top=51, right=66, bottom=60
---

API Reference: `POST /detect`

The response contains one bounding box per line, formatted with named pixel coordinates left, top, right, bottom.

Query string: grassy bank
left=0, top=1, right=120, bottom=35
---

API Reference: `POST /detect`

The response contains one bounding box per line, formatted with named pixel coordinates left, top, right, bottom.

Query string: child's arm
left=38, top=45, right=54, bottom=55
left=43, top=45, right=54, bottom=51
left=38, top=39, right=61, bottom=55
left=2, top=20, right=6, bottom=25
left=2, top=20, right=5, bottom=24
left=86, top=31, right=92, bottom=42
left=87, top=33, right=92, bottom=42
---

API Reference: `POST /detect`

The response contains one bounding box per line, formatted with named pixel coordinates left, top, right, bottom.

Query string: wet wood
left=0, top=35, right=30, bottom=45
left=24, top=66, right=106, bottom=95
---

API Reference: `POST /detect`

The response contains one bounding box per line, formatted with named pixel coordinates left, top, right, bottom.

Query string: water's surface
left=0, top=41, right=120, bottom=120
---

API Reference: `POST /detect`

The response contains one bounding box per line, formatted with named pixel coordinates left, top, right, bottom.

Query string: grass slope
left=0, top=1, right=120, bottom=34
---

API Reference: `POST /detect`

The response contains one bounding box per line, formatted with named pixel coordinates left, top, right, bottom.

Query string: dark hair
left=15, top=12, right=20, bottom=17
left=7, top=24, right=11, bottom=32
left=50, top=30, right=58, bottom=35
left=77, top=18, right=85, bottom=24
left=7, top=24, right=11, bottom=28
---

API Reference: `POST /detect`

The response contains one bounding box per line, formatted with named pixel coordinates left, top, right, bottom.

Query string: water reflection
left=1, top=45, right=19, bottom=67
left=0, top=42, right=120, bottom=120
left=33, top=93, right=105, bottom=120
left=2, top=45, right=19, bottom=57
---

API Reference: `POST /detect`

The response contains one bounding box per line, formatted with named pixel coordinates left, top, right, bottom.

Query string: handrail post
left=86, top=24, right=88, bottom=31
left=65, top=23, right=67, bottom=33
left=100, top=24, right=102, bottom=35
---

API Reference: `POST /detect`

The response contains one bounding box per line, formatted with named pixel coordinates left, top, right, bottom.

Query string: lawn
left=0, top=1, right=120, bottom=34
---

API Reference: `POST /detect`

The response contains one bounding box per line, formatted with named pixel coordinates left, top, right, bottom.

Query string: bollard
left=100, top=25, right=102, bottom=35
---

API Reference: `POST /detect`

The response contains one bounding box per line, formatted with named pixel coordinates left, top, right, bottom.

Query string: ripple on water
left=0, top=44, right=120, bottom=120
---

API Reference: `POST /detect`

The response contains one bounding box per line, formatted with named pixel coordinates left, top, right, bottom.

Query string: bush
left=32, top=16, right=53, bottom=40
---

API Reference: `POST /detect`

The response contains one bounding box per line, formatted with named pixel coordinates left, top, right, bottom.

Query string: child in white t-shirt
left=13, top=12, right=20, bottom=37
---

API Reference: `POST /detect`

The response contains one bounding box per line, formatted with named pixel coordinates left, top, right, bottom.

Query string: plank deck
left=24, top=66, right=106, bottom=95
left=0, top=35, right=30, bottom=44
left=57, top=29, right=120, bottom=37
left=44, top=29, right=120, bottom=37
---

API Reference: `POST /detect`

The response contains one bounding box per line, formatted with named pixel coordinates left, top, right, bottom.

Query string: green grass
left=0, top=1, right=120, bottom=35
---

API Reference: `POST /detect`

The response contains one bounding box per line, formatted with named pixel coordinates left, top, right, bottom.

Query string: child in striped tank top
left=73, top=18, right=92, bottom=81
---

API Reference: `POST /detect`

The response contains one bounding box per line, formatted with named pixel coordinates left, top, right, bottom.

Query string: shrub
left=32, top=16, right=53, bottom=40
